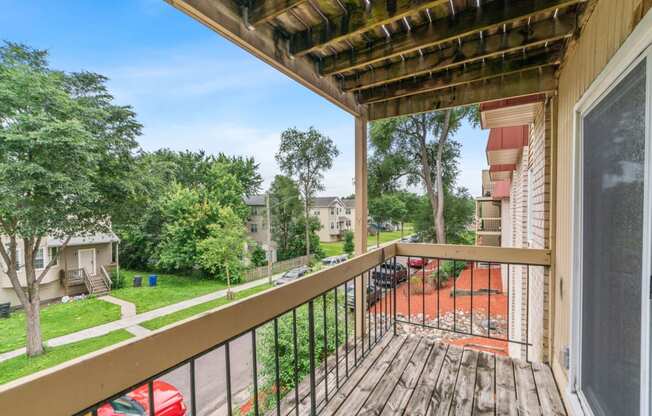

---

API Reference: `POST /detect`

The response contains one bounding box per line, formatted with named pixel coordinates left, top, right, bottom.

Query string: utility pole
left=266, top=192, right=272, bottom=284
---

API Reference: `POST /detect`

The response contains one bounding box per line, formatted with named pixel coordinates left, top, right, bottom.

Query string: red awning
left=491, top=180, right=511, bottom=199
left=486, top=126, right=528, bottom=166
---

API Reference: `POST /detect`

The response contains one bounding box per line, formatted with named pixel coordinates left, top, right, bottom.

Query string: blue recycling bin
left=149, top=274, right=158, bottom=287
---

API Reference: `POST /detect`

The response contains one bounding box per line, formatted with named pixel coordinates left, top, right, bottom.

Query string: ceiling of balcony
left=168, top=0, right=591, bottom=120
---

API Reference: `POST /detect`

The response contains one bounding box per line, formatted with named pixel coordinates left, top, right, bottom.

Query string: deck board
left=276, top=332, right=566, bottom=416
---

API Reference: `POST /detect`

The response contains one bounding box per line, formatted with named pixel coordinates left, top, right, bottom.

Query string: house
left=244, top=195, right=277, bottom=263
left=0, top=233, right=119, bottom=306
left=311, top=196, right=353, bottom=242
left=7, top=2, right=652, bottom=416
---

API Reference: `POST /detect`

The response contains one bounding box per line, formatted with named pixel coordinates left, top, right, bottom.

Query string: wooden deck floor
left=273, top=332, right=566, bottom=416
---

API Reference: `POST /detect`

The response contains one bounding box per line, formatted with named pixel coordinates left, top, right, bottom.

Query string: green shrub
left=110, top=269, right=127, bottom=289
left=439, top=260, right=467, bottom=278
left=343, top=231, right=354, bottom=256
left=251, top=244, right=268, bottom=267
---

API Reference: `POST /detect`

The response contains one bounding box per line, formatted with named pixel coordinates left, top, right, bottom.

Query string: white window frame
left=33, top=247, right=45, bottom=270
left=250, top=223, right=258, bottom=233
left=571, top=14, right=652, bottom=415
left=49, top=247, right=59, bottom=267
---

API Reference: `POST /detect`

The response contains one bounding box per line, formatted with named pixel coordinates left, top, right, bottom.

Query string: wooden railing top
left=0, top=242, right=550, bottom=415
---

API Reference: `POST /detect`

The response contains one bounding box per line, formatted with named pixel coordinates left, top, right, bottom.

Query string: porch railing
left=478, top=217, right=501, bottom=232
left=0, top=243, right=550, bottom=415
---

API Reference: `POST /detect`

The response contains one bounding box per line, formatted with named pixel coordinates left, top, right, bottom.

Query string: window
left=4, top=244, right=22, bottom=271
left=49, top=247, right=59, bottom=267
left=33, top=248, right=44, bottom=269
left=330, top=222, right=334, bottom=229
left=330, top=208, right=334, bottom=215
left=250, top=223, right=258, bottom=233
left=345, top=208, right=351, bottom=215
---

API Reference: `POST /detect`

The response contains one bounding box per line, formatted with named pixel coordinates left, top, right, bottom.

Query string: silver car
left=274, top=266, right=310, bottom=286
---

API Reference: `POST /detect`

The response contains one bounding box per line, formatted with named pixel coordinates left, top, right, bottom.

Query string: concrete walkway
left=0, top=273, right=282, bottom=363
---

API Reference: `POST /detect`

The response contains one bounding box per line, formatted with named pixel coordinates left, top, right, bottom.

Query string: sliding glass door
left=578, top=56, right=648, bottom=415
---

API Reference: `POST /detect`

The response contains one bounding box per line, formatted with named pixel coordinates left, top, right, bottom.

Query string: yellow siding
left=552, top=0, right=652, bottom=395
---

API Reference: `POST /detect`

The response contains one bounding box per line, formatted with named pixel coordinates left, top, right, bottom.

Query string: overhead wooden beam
left=165, top=0, right=364, bottom=117
left=321, top=0, right=583, bottom=75
left=290, top=0, right=450, bottom=57
left=250, top=0, right=307, bottom=26
left=343, top=14, right=575, bottom=92
left=359, top=48, right=561, bottom=104
left=367, top=66, right=556, bottom=120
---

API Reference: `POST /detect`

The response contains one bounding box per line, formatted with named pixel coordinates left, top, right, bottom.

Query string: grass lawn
left=0, top=330, right=133, bottom=385
left=0, top=299, right=121, bottom=354
left=320, top=224, right=414, bottom=257
left=141, top=283, right=273, bottom=331
left=111, top=270, right=229, bottom=313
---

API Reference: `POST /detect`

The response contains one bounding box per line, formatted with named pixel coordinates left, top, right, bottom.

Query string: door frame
left=77, top=248, right=97, bottom=276
left=571, top=13, right=652, bottom=415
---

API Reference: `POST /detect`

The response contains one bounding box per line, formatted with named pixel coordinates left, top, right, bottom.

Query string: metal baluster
left=293, top=309, right=299, bottom=416
left=334, top=287, right=340, bottom=388
left=190, top=359, right=197, bottom=416
left=225, top=343, right=233, bottom=416
left=252, top=330, right=259, bottom=416
left=488, top=262, right=492, bottom=338
left=308, top=300, right=317, bottom=415
left=373, top=266, right=378, bottom=344
left=322, top=293, right=328, bottom=401
left=274, top=318, right=281, bottom=416
left=453, top=260, right=457, bottom=333
left=345, top=281, right=350, bottom=376
left=148, top=380, right=155, bottom=416
left=393, top=257, right=397, bottom=335
left=470, top=261, right=474, bottom=336
left=407, top=257, right=411, bottom=323
left=354, top=276, right=359, bottom=366
left=421, top=257, right=425, bottom=327
left=436, top=258, right=441, bottom=330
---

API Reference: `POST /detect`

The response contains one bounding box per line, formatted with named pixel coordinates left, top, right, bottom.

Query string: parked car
left=98, top=380, right=186, bottom=416
left=345, top=282, right=383, bottom=309
left=322, top=255, right=348, bottom=266
left=408, top=257, right=429, bottom=268
left=274, top=266, right=311, bottom=286
left=372, top=261, right=408, bottom=287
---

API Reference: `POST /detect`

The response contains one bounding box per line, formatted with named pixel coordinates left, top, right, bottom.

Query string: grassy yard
left=320, top=225, right=414, bottom=257
left=0, top=330, right=133, bottom=385
left=0, top=299, right=121, bottom=354
left=141, top=283, right=273, bottom=330
left=111, top=270, right=229, bottom=313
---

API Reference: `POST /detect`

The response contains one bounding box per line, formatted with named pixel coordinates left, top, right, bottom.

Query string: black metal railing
left=78, top=252, right=399, bottom=416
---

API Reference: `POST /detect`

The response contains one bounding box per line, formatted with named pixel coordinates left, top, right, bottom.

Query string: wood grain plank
left=472, top=352, right=495, bottom=416
left=531, top=362, right=566, bottom=416
left=428, top=345, right=464, bottom=415
left=449, top=349, right=480, bottom=415
left=356, top=336, right=424, bottom=415
left=335, top=336, right=420, bottom=415
left=379, top=339, right=436, bottom=416
left=495, top=356, right=517, bottom=416
left=321, top=334, right=406, bottom=414
left=513, top=360, right=541, bottom=416
left=403, top=342, right=449, bottom=416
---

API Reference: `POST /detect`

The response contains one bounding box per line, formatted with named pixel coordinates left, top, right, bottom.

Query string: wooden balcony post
left=354, top=115, right=368, bottom=339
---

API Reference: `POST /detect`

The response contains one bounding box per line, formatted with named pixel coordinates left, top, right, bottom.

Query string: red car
left=98, top=380, right=186, bottom=416
left=408, top=258, right=429, bottom=268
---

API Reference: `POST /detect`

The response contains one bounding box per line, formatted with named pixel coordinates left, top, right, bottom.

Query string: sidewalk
left=0, top=273, right=282, bottom=363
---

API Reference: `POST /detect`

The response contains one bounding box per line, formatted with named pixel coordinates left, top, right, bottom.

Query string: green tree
left=250, top=244, right=268, bottom=267
left=413, top=187, right=474, bottom=244
left=368, top=194, right=406, bottom=247
left=197, top=207, right=247, bottom=296
left=268, top=175, right=303, bottom=259
left=343, top=230, right=354, bottom=256
left=0, top=43, right=140, bottom=356
left=369, top=108, right=476, bottom=243
left=275, top=127, right=339, bottom=257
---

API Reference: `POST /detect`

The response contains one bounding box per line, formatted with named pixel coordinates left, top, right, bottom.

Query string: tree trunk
left=401, top=222, right=404, bottom=238
left=305, top=198, right=310, bottom=257
left=377, top=228, right=380, bottom=248
left=419, top=138, right=438, bottom=242
left=435, top=109, right=452, bottom=244
left=25, top=295, right=44, bottom=356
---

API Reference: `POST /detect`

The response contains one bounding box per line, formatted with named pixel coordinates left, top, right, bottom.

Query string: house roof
left=312, top=197, right=343, bottom=208
left=342, top=199, right=355, bottom=209
left=47, top=233, right=120, bottom=248
left=244, top=195, right=266, bottom=206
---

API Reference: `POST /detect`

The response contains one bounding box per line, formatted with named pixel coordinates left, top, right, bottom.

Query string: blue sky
left=1, top=0, right=488, bottom=196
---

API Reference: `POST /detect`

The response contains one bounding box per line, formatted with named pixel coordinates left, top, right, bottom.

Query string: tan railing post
left=354, top=115, right=368, bottom=339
